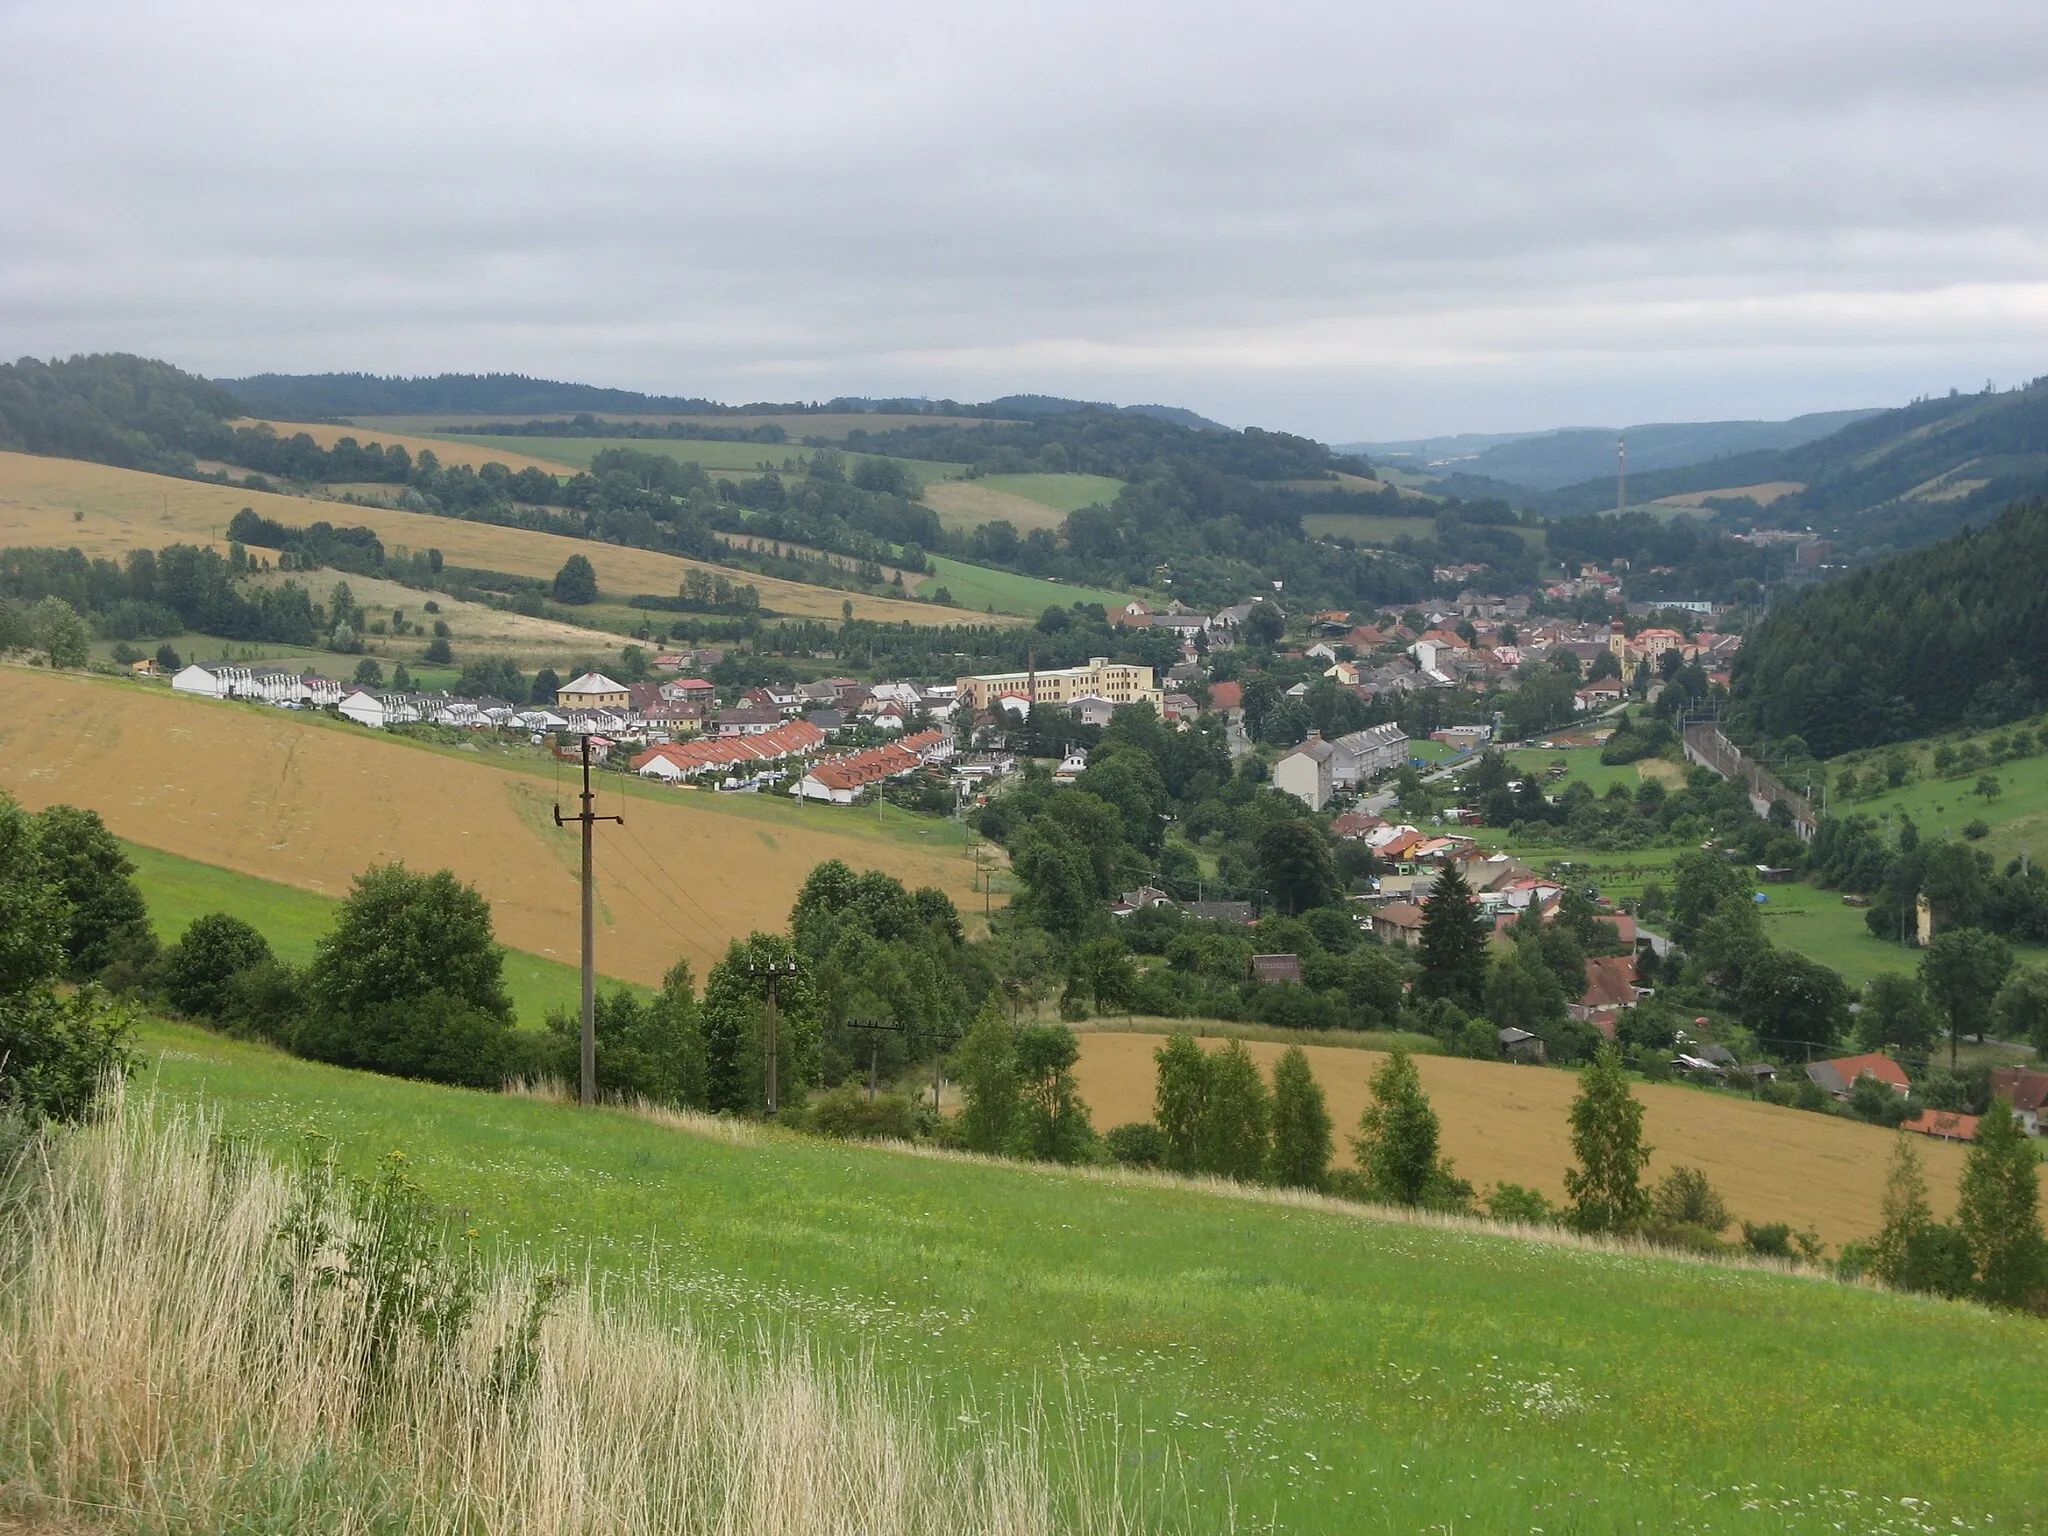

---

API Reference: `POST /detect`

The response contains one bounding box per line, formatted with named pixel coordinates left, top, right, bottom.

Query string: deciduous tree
left=1267, top=1045, right=1332, bottom=1190
left=1957, top=1097, right=2047, bottom=1309
left=1565, top=1043, right=1650, bottom=1234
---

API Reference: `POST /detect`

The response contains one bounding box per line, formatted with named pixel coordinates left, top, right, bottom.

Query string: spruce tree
left=1196, top=1039, right=1270, bottom=1182
left=1417, top=862, right=1489, bottom=1011
left=1152, top=1030, right=1212, bottom=1173
left=1353, top=1046, right=1451, bottom=1206
left=1957, top=1098, right=2047, bottom=1308
left=1267, top=1045, right=1333, bottom=1190
left=1564, top=1042, right=1651, bottom=1234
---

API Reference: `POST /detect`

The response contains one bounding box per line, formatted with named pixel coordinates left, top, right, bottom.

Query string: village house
left=555, top=671, right=631, bottom=712
left=715, top=706, right=782, bottom=736
left=1989, top=1068, right=2048, bottom=1135
left=1369, top=902, right=1426, bottom=947
left=1805, top=1053, right=1912, bottom=1101
left=1273, top=732, right=1338, bottom=810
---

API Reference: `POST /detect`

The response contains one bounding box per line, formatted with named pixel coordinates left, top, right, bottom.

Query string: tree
left=531, top=667, right=561, bottom=705
left=1197, top=1039, right=1270, bottom=1181
left=1267, top=1045, right=1332, bottom=1190
left=1991, top=964, right=2048, bottom=1053
left=353, top=657, right=384, bottom=687
left=1669, top=850, right=1754, bottom=946
left=1919, top=927, right=2015, bottom=1070
left=1015, top=1023, right=1094, bottom=1163
left=1649, top=1166, right=1729, bottom=1237
left=161, top=913, right=273, bottom=1018
left=552, top=554, right=599, bottom=604
left=307, top=864, right=512, bottom=1023
left=1859, top=973, right=1941, bottom=1055
left=953, top=1001, right=1019, bottom=1154
left=700, top=932, right=817, bottom=1116
left=32, top=595, right=89, bottom=669
left=33, top=805, right=155, bottom=982
left=1956, top=1097, right=2047, bottom=1308
left=1075, top=933, right=1136, bottom=1014
left=423, top=635, right=452, bottom=664
left=1352, top=1046, right=1458, bottom=1206
left=1255, top=820, right=1341, bottom=914
left=154, top=642, right=181, bottom=672
left=1735, top=948, right=1850, bottom=1053
left=1484, top=943, right=1568, bottom=1036
left=1416, top=863, right=1489, bottom=1010
left=1153, top=1030, right=1212, bottom=1173
left=1975, top=774, right=2002, bottom=801
left=1564, top=1043, right=1650, bottom=1234
left=1866, top=1133, right=1974, bottom=1298
left=455, top=655, right=525, bottom=700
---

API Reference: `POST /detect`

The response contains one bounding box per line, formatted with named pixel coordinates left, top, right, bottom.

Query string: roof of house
left=1374, top=901, right=1425, bottom=931
left=1251, top=953, right=1302, bottom=984
left=1207, top=681, right=1243, bottom=711
left=1990, top=1067, right=2048, bottom=1113
left=1280, top=735, right=1337, bottom=765
left=1579, top=954, right=1639, bottom=1011
left=558, top=672, right=627, bottom=696
left=1806, top=1053, right=1912, bottom=1098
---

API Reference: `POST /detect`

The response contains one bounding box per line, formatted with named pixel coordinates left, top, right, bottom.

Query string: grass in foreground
left=132, top=1017, right=2048, bottom=1534
left=1, top=1094, right=1086, bottom=1536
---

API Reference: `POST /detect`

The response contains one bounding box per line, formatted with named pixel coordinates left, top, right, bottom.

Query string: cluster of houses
left=1797, top=1059, right=2048, bottom=1143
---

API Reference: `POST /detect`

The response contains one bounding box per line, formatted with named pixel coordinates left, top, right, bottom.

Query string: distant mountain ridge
left=1351, top=410, right=1882, bottom=489
left=216, top=373, right=1230, bottom=430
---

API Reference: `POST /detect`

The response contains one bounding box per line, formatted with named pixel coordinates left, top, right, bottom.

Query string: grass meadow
left=125, top=1016, right=2048, bottom=1535
left=442, top=433, right=966, bottom=489
left=916, top=555, right=1134, bottom=616
left=972, top=472, right=1125, bottom=512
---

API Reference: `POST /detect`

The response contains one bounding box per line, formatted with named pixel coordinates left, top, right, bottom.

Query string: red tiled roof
left=1208, top=681, right=1243, bottom=711
left=1818, top=1053, right=1912, bottom=1093
left=1990, top=1068, right=2048, bottom=1113
left=1900, top=1109, right=1978, bottom=1142
left=1579, top=954, right=1638, bottom=1011
left=630, top=719, right=826, bottom=777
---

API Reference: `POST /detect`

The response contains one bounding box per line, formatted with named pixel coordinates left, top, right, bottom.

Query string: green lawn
left=917, top=555, right=1134, bottom=617
left=969, top=472, right=1124, bottom=512
left=1824, top=730, right=2048, bottom=871
left=133, top=1017, right=2048, bottom=1534
left=122, top=840, right=640, bottom=1024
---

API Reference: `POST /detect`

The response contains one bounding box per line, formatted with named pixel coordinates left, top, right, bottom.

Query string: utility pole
left=845, top=1017, right=907, bottom=1101
left=747, top=956, right=801, bottom=1118
left=554, top=734, right=623, bottom=1107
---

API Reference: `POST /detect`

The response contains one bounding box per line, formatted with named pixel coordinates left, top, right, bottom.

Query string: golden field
left=0, top=451, right=976, bottom=625
left=0, top=668, right=987, bottom=981
left=232, top=419, right=582, bottom=475
left=1068, top=1030, right=2037, bottom=1250
left=923, top=480, right=1069, bottom=535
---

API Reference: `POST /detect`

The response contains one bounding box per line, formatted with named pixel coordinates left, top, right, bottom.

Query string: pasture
left=915, top=554, right=1134, bottom=616
left=1298, top=509, right=1437, bottom=544
left=1068, top=1031, right=2027, bottom=1250
left=358, top=412, right=989, bottom=440
left=441, top=433, right=965, bottom=489
left=234, top=419, right=581, bottom=475
left=121, top=840, right=634, bottom=1022
left=924, top=480, right=1071, bottom=535
left=0, top=667, right=988, bottom=982
left=131, top=1016, right=2048, bottom=1534
left=0, top=451, right=962, bottom=626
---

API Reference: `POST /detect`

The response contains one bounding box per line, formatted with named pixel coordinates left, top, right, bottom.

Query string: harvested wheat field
left=232, top=418, right=582, bottom=475
left=0, top=668, right=986, bottom=981
left=923, top=480, right=1071, bottom=535
left=0, top=451, right=974, bottom=625
left=1069, top=1030, right=2032, bottom=1250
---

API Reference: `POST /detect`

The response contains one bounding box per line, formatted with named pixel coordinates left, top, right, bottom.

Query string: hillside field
left=1298, top=509, right=1437, bottom=544
left=0, top=450, right=963, bottom=626
left=439, top=433, right=966, bottom=489
left=0, top=667, right=988, bottom=982
left=357, top=412, right=990, bottom=440
left=236, top=420, right=580, bottom=475
left=131, top=1015, right=2048, bottom=1534
left=916, top=554, right=1134, bottom=616
left=121, top=840, right=638, bottom=1022
left=1068, top=1031, right=2032, bottom=1250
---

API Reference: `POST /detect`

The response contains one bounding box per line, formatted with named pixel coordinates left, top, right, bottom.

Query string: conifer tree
left=1267, top=1045, right=1333, bottom=1190
left=1957, top=1098, right=2047, bottom=1308
left=1565, top=1042, right=1650, bottom=1234
left=1196, top=1039, right=1270, bottom=1182
left=1417, top=862, right=1489, bottom=1011
left=1152, top=1030, right=1212, bottom=1173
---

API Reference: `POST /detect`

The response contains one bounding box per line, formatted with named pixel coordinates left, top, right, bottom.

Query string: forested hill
left=1535, top=378, right=2048, bottom=556
left=0, top=354, right=242, bottom=472
left=216, top=372, right=727, bottom=420
left=851, top=410, right=1371, bottom=481
left=1730, top=497, right=2048, bottom=757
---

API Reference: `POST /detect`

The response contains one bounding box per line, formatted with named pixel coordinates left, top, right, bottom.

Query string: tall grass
left=0, top=1093, right=1145, bottom=1536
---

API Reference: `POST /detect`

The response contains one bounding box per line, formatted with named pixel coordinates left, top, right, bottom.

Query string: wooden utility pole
left=845, top=1018, right=907, bottom=1101
left=748, top=957, right=801, bottom=1117
left=554, top=734, right=622, bottom=1106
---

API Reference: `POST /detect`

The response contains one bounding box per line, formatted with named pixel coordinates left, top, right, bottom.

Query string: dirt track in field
left=0, top=668, right=986, bottom=980
left=1071, top=1031, right=2020, bottom=1250
left=0, top=451, right=979, bottom=626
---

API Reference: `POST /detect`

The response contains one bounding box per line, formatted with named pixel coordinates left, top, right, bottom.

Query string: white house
left=1273, top=733, right=1337, bottom=810
left=1052, top=747, right=1089, bottom=784
left=338, top=689, right=426, bottom=729
left=171, top=662, right=252, bottom=699
left=636, top=754, right=689, bottom=783
left=1068, top=694, right=1117, bottom=728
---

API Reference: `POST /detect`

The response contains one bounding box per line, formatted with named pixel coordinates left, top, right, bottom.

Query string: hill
left=217, top=371, right=731, bottom=419
left=1732, top=497, right=2048, bottom=755
left=0, top=450, right=964, bottom=626
left=0, top=666, right=988, bottom=981
left=1537, top=378, right=2048, bottom=556
left=1360, top=410, right=1880, bottom=489
left=128, top=1014, right=2048, bottom=1533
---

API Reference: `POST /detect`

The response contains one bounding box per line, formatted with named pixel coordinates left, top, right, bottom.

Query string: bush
left=216, top=959, right=308, bottom=1044
left=1106, top=1122, right=1167, bottom=1168
left=1484, top=1181, right=1557, bottom=1224
left=161, top=913, right=274, bottom=1019
left=806, top=1085, right=920, bottom=1142
left=1741, top=1221, right=1795, bottom=1259
left=293, top=989, right=531, bottom=1089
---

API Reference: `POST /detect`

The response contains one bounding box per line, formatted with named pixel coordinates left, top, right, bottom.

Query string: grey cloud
left=3, top=0, right=2045, bottom=437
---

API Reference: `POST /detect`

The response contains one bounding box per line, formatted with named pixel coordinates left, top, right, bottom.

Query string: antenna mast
left=1617, top=436, right=1627, bottom=514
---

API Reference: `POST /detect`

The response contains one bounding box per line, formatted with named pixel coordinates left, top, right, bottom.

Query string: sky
left=3, top=0, right=2047, bottom=441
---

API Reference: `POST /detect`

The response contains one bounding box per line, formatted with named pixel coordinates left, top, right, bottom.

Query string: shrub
left=1742, top=1221, right=1795, bottom=1259
left=807, top=1085, right=919, bottom=1142
left=161, top=913, right=274, bottom=1019
left=1484, top=1182, right=1557, bottom=1225
left=1105, top=1122, right=1167, bottom=1168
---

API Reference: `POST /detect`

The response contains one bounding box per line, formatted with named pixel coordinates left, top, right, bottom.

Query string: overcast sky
left=4, top=1, right=2046, bottom=440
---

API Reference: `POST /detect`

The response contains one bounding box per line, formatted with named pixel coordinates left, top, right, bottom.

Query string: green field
left=132, top=1016, right=2048, bottom=1533
left=970, top=472, right=1125, bottom=512
left=122, top=840, right=641, bottom=1024
left=440, top=434, right=964, bottom=488
left=918, top=554, right=1135, bottom=616
left=1825, top=726, right=2048, bottom=870
left=1299, top=510, right=1437, bottom=544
